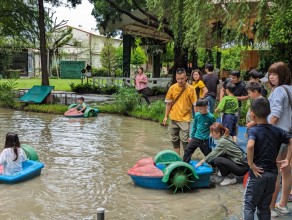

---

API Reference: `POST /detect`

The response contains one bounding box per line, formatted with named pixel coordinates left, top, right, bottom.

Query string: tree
left=38, top=0, right=82, bottom=86
left=131, top=39, right=147, bottom=66
left=90, top=0, right=183, bottom=81
left=91, top=0, right=292, bottom=80
left=0, top=0, right=38, bottom=43
left=100, top=40, right=117, bottom=76
left=46, top=10, right=73, bottom=77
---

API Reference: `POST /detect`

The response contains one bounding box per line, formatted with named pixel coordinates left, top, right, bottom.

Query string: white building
left=57, top=25, right=122, bottom=68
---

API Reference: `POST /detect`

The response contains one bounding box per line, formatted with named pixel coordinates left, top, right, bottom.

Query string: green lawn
left=0, top=78, right=82, bottom=91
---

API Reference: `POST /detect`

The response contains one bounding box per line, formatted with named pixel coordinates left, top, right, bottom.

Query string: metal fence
left=92, top=77, right=172, bottom=88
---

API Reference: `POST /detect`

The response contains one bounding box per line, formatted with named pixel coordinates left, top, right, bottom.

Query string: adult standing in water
left=163, top=68, right=197, bottom=155
left=203, top=63, right=220, bottom=113
left=135, top=66, right=150, bottom=106
left=267, top=62, right=292, bottom=217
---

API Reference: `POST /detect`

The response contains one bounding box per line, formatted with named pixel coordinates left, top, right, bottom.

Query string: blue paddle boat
left=0, top=160, right=44, bottom=184
left=128, top=150, right=213, bottom=193
left=0, top=145, right=44, bottom=184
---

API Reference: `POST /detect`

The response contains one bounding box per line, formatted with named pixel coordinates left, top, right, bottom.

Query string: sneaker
left=220, top=176, right=237, bottom=186
left=275, top=203, right=290, bottom=214
left=271, top=209, right=278, bottom=217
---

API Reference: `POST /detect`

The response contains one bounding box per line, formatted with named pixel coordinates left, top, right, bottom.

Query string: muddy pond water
left=0, top=108, right=244, bottom=220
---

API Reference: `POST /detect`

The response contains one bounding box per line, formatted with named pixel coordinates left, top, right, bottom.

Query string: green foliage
left=256, top=1, right=292, bottom=67
left=91, top=67, right=109, bottom=77
left=151, top=86, right=168, bottom=95
left=115, top=68, right=123, bottom=77
left=0, top=49, right=14, bottom=72
left=114, top=41, right=147, bottom=68
left=131, top=39, right=147, bottom=65
left=70, top=83, right=93, bottom=93
left=51, top=66, right=59, bottom=77
left=100, top=40, right=118, bottom=76
left=0, top=0, right=38, bottom=43
left=0, top=79, right=18, bottom=107
left=131, top=100, right=165, bottom=122
left=220, top=46, right=245, bottom=71
left=22, top=104, right=68, bottom=114
left=70, top=82, right=120, bottom=95
left=97, top=100, right=166, bottom=122
left=2, top=70, right=21, bottom=79
left=196, top=46, right=244, bottom=71
left=161, top=42, right=174, bottom=64
left=0, top=102, right=68, bottom=114
left=113, top=87, right=140, bottom=113
left=115, top=46, right=123, bottom=69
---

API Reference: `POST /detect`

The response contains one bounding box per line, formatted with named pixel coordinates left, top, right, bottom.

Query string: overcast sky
left=45, top=0, right=98, bottom=32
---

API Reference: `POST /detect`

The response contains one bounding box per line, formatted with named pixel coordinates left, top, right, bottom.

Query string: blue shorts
left=222, top=113, right=237, bottom=136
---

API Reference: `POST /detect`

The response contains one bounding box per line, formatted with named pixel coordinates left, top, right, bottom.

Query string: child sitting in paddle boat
left=0, top=133, right=27, bottom=175
left=75, top=97, right=87, bottom=113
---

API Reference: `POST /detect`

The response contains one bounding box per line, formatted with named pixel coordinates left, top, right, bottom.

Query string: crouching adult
left=196, top=122, right=248, bottom=186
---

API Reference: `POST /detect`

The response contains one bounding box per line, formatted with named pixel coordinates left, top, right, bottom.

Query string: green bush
left=0, top=79, right=17, bottom=107
left=114, top=87, right=140, bottom=113
left=115, top=68, right=123, bottom=77
left=51, top=66, right=59, bottom=77
left=71, top=83, right=92, bottom=93
left=22, top=104, right=68, bottom=114
left=91, top=67, right=109, bottom=77
left=151, top=86, right=168, bottom=96
left=70, top=81, right=120, bottom=95
left=99, top=85, right=120, bottom=94
left=3, top=70, right=21, bottom=79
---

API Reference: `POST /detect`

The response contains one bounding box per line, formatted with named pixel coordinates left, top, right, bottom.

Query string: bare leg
left=278, top=164, right=292, bottom=207
left=270, top=152, right=286, bottom=209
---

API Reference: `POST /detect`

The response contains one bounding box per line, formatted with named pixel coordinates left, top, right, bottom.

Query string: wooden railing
left=92, top=77, right=172, bottom=88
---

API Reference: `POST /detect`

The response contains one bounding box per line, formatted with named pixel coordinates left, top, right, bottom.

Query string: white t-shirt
left=0, top=148, right=27, bottom=175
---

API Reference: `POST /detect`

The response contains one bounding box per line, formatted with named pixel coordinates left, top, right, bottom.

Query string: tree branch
left=132, top=0, right=169, bottom=26
left=105, top=0, right=173, bottom=38
left=132, top=0, right=159, bottom=23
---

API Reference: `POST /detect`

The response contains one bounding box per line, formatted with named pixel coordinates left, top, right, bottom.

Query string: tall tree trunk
left=122, top=34, right=132, bottom=77
left=172, top=43, right=188, bottom=83
left=152, top=52, right=161, bottom=78
left=38, top=0, right=49, bottom=86
left=191, top=49, right=198, bottom=70
left=216, top=50, right=221, bottom=70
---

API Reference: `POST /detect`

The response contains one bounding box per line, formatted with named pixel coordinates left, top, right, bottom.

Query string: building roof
left=57, top=24, right=122, bottom=41
left=99, top=10, right=172, bottom=42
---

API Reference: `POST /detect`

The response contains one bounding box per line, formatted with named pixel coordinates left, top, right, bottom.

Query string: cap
left=260, top=73, right=268, bottom=83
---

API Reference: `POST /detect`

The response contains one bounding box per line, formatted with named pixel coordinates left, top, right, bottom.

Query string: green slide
left=19, top=85, right=54, bottom=103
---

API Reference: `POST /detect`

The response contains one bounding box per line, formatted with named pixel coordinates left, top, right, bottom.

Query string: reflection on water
left=0, top=108, right=243, bottom=219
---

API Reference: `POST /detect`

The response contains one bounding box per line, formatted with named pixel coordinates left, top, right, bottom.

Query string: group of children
left=183, top=65, right=292, bottom=219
